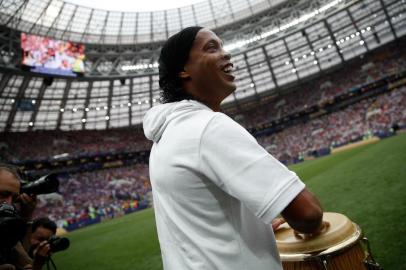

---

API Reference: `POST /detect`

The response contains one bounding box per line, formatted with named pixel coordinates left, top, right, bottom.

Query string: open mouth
left=221, top=63, right=234, bottom=74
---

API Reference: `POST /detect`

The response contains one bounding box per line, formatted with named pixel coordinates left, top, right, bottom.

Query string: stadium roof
left=64, top=0, right=205, bottom=12
left=1, top=0, right=289, bottom=44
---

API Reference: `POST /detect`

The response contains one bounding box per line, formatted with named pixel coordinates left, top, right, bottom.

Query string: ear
left=179, top=70, right=190, bottom=79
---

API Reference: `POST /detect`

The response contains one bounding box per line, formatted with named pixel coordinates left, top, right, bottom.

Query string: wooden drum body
left=275, top=212, right=382, bottom=270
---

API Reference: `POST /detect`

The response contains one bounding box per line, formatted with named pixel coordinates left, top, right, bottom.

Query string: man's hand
left=33, top=241, right=52, bottom=259
left=32, top=241, right=51, bottom=269
left=293, top=220, right=330, bottom=240
left=271, top=217, right=286, bottom=231
left=18, top=193, right=37, bottom=220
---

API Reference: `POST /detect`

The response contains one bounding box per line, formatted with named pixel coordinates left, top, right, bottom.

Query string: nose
left=222, top=49, right=231, bottom=60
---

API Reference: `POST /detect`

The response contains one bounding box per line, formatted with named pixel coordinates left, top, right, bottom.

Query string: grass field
left=53, top=133, right=406, bottom=270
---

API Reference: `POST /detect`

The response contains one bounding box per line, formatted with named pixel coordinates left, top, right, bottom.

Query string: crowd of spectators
left=258, top=86, right=406, bottom=163
left=0, top=128, right=151, bottom=162
left=33, top=163, right=151, bottom=230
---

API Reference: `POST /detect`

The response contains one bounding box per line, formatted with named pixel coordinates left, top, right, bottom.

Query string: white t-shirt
left=143, top=100, right=305, bottom=270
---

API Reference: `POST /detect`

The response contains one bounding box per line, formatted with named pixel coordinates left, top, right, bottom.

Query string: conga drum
left=275, top=212, right=382, bottom=270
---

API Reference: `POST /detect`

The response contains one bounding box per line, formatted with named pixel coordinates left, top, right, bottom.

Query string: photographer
left=0, top=164, right=33, bottom=270
left=26, top=218, right=56, bottom=270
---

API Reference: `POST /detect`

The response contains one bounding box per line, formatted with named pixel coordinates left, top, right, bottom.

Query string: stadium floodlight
left=121, top=62, right=159, bottom=71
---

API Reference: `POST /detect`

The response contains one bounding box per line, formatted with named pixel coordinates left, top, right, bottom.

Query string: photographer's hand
left=32, top=241, right=51, bottom=270
left=18, top=193, right=37, bottom=221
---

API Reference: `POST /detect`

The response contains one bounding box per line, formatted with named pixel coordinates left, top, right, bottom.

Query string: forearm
left=281, top=188, right=323, bottom=234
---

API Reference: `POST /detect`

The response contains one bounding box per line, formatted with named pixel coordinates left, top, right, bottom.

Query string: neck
left=183, top=84, right=223, bottom=111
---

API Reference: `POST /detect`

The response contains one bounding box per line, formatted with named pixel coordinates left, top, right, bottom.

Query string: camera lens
left=48, top=236, right=70, bottom=252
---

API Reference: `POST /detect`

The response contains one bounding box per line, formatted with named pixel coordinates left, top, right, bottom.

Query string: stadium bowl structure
left=0, top=0, right=404, bottom=131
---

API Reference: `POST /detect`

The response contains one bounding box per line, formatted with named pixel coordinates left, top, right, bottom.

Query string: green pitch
left=53, top=133, right=406, bottom=270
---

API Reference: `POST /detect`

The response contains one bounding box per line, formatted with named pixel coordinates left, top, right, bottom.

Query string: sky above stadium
left=65, top=0, right=204, bottom=12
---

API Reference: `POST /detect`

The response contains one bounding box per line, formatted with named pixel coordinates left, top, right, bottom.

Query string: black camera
left=0, top=202, right=26, bottom=249
left=20, top=173, right=59, bottom=195
left=48, top=236, right=70, bottom=253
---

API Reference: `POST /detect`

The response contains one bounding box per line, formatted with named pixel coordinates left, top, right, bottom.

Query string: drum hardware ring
left=361, top=237, right=383, bottom=270
left=317, top=255, right=331, bottom=270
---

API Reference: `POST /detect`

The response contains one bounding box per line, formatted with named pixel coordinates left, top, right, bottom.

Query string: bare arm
left=281, top=187, right=323, bottom=234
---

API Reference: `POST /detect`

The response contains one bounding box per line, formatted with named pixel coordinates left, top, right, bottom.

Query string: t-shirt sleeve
left=199, top=113, right=305, bottom=223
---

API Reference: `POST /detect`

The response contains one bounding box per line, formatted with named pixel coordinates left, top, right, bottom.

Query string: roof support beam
left=261, top=46, right=279, bottom=89
left=378, top=0, right=397, bottom=39
left=5, top=76, right=31, bottom=131
left=28, top=79, right=47, bottom=131
left=243, top=53, right=260, bottom=102
left=60, top=5, right=78, bottom=40
left=346, top=9, right=370, bottom=52
left=45, top=2, right=66, bottom=37
left=106, top=80, right=113, bottom=129
left=81, top=81, right=93, bottom=129
left=79, top=8, right=94, bottom=43
left=28, top=0, right=52, bottom=34
left=302, top=28, right=322, bottom=71
left=324, top=20, right=344, bottom=63
left=129, top=78, right=133, bottom=126
left=282, top=38, right=300, bottom=80
left=56, top=80, right=71, bottom=130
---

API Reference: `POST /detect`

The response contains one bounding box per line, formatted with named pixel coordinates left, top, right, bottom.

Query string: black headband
left=158, top=26, right=203, bottom=96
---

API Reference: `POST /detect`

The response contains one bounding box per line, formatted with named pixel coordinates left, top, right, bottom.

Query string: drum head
left=275, top=212, right=360, bottom=255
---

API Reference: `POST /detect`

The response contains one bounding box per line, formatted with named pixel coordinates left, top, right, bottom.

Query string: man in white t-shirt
left=143, top=26, right=328, bottom=270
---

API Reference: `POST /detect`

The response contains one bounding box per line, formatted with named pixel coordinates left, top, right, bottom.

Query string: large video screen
left=21, top=33, right=85, bottom=77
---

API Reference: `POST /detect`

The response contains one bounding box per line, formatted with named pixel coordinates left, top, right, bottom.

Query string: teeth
left=223, top=66, right=233, bottom=73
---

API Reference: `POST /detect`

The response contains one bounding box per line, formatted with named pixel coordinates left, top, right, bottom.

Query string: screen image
left=21, top=33, right=85, bottom=77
